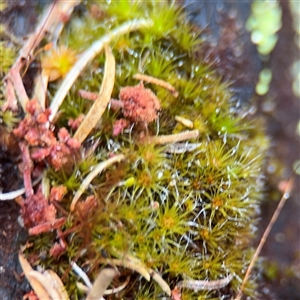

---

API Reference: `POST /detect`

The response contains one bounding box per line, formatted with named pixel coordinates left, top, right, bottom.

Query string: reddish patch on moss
left=119, top=83, right=160, bottom=124
left=49, top=185, right=67, bottom=202
left=112, top=118, right=130, bottom=136
left=14, top=99, right=80, bottom=171
left=20, top=186, right=56, bottom=228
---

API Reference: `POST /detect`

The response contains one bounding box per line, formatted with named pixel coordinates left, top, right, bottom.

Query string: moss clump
left=0, top=37, right=19, bottom=129
left=25, top=1, right=268, bottom=299
left=0, top=41, right=16, bottom=76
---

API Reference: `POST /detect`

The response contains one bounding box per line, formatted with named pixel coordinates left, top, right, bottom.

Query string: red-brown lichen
left=49, top=185, right=67, bottom=202
left=119, top=83, right=160, bottom=124
left=68, top=113, right=85, bottom=130
left=20, top=186, right=56, bottom=229
left=49, top=237, right=66, bottom=258
left=112, top=118, right=130, bottom=136
left=28, top=217, right=66, bottom=236
left=14, top=99, right=80, bottom=171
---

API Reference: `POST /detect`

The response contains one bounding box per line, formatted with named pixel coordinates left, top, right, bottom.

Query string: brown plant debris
left=14, top=99, right=80, bottom=171
left=133, top=73, right=178, bottom=97
left=20, top=186, right=56, bottom=229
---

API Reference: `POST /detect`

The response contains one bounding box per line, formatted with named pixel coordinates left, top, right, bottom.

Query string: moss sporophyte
left=1, top=1, right=269, bottom=299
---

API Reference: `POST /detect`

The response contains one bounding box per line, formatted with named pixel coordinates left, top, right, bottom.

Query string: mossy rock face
left=27, top=1, right=268, bottom=299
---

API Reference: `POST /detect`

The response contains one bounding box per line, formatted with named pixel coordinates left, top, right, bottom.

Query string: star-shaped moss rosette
left=6, top=1, right=269, bottom=299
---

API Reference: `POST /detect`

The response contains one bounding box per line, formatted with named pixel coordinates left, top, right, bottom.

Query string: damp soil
left=0, top=1, right=299, bottom=299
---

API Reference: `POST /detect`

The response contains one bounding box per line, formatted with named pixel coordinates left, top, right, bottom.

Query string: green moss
left=26, top=1, right=269, bottom=299
left=0, top=30, right=19, bottom=129
left=0, top=40, right=16, bottom=76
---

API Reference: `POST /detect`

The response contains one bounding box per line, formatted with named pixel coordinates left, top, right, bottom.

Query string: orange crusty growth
left=119, top=83, right=160, bottom=124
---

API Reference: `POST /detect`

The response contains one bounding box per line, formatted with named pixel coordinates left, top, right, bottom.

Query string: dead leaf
left=74, top=46, right=115, bottom=143
left=19, top=252, right=52, bottom=300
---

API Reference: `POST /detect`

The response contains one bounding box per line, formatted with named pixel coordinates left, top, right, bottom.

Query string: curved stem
left=70, top=154, right=125, bottom=211
left=49, top=19, right=153, bottom=122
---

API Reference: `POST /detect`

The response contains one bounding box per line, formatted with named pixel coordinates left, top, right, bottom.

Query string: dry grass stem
left=175, top=115, right=194, bottom=128
left=177, top=273, right=233, bottom=292
left=43, top=270, right=70, bottom=300
left=133, top=73, right=178, bottom=97
left=49, top=19, right=153, bottom=121
left=99, top=258, right=151, bottom=281
left=145, top=130, right=199, bottom=145
left=104, top=276, right=130, bottom=295
left=235, top=177, right=294, bottom=300
left=28, top=270, right=70, bottom=300
left=19, top=252, right=52, bottom=300
left=74, top=46, right=115, bottom=143
left=149, top=269, right=171, bottom=296
left=86, top=268, right=118, bottom=300
left=71, top=261, right=93, bottom=288
left=164, top=143, right=202, bottom=154
left=33, top=73, right=49, bottom=109
left=70, top=154, right=125, bottom=211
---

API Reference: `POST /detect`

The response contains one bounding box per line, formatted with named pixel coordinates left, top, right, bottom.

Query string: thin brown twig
left=235, top=176, right=294, bottom=300
left=78, top=90, right=124, bottom=111
left=177, top=273, right=233, bottom=292
left=133, top=73, right=178, bottom=97
left=144, top=130, right=199, bottom=145
left=28, top=217, right=66, bottom=236
left=19, top=142, right=34, bottom=198
left=78, top=90, right=98, bottom=101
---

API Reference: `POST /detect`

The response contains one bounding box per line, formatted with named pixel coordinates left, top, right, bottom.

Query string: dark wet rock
left=184, top=0, right=262, bottom=104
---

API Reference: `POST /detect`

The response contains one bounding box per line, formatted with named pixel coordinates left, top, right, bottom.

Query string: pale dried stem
left=164, top=143, right=202, bottom=154
left=33, top=73, right=49, bottom=109
left=145, top=130, right=199, bottom=145
left=133, top=73, right=178, bottom=97
left=76, top=276, right=131, bottom=295
left=175, top=115, right=194, bottom=128
left=42, top=270, right=70, bottom=300
left=99, top=258, right=150, bottom=281
left=19, top=252, right=52, bottom=300
left=149, top=269, right=171, bottom=296
left=104, top=276, right=130, bottom=295
left=74, top=46, right=115, bottom=143
left=86, top=268, right=117, bottom=300
left=235, top=177, right=294, bottom=300
left=70, top=154, right=125, bottom=211
left=71, top=261, right=93, bottom=288
left=177, top=273, right=233, bottom=292
left=28, top=270, right=62, bottom=300
left=0, top=174, right=42, bottom=201
left=49, top=19, right=153, bottom=122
